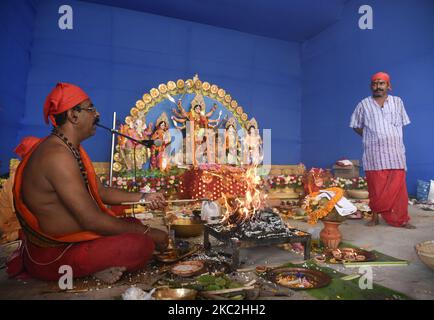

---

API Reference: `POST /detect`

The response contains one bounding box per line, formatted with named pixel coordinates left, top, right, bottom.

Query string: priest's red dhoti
left=365, top=169, right=410, bottom=227
left=7, top=218, right=154, bottom=281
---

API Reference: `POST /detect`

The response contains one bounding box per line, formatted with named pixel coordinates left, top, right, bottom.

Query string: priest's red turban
left=43, top=82, right=89, bottom=126
left=371, top=72, right=392, bottom=89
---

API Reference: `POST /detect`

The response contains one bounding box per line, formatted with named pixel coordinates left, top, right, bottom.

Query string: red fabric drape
left=366, top=169, right=410, bottom=227
left=7, top=218, right=154, bottom=280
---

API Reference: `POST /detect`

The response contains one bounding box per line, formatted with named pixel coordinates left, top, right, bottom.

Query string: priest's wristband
left=143, top=224, right=150, bottom=234
left=139, top=192, right=147, bottom=204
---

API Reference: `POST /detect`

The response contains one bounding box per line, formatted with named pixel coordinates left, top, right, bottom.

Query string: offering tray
left=323, top=247, right=376, bottom=264
left=265, top=267, right=331, bottom=290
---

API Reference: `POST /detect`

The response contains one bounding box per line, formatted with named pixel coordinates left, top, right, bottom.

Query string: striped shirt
left=349, top=95, right=410, bottom=171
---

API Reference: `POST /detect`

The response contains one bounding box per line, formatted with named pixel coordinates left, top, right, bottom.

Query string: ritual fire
left=203, top=166, right=311, bottom=270
left=206, top=166, right=309, bottom=241
left=221, top=166, right=267, bottom=228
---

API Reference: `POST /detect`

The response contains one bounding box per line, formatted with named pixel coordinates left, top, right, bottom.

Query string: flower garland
left=324, top=176, right=367, bottom=190
left=302, top=187, right=344, bottom=225
left=99, top=174, right=182, bottom=194
left=267, top=174, right=303, bottom=189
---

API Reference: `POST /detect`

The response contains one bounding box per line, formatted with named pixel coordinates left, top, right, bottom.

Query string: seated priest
left=7, top=83, right=168, bottom=284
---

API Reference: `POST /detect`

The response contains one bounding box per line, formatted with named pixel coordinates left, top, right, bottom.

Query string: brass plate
left=266, top=267, right=331, bottom=290
left=230, top=100, right=238, bottom=109
left=153, top=288, right=197, bottom=300
left=224, top=94, right=231, bottom=103
left=143, top=93, right=152, bottom=104
left=236, top=106, right=243, bottom=115
left=241, top=113, right=248, bottom=121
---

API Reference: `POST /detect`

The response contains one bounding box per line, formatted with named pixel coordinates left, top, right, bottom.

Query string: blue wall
left=0, top=0, right=36, bottom=174
left=3, top=0, right=431, bottom=195
left=13, top=0, right=302, bottom=171
left=301, top=0, right=434, bottom=194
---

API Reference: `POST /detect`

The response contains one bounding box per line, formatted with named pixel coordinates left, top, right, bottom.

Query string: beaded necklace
left=51, top=128, right=89, bottom=185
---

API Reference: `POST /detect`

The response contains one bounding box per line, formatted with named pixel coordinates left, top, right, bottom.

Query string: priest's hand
left=142, top=192, right=167, bottom=210
left=147, top=228, right=168, bottom=252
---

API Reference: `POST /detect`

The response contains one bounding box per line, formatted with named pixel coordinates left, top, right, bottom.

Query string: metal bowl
left=171, top=218, right=204, bottom=238
left=152, top=288, right=197, bottom=300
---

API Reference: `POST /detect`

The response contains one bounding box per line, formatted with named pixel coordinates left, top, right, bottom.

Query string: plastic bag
left=428, top=180, right=434, bottom=203
left=201, top=201, right=221, bottom=224
left=416, top=180, right=430, bottom=201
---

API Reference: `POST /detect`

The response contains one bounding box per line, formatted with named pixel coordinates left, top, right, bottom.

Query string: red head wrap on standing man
left=371, top=72, right=392, bottom=90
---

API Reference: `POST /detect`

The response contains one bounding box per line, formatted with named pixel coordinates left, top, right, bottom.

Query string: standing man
left=350, top=72, right=415, bottom=229
left=8, top=82, right=169, bottom=284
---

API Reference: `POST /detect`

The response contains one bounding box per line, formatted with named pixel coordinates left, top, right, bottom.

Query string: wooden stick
left=245, top=279, right=257, bottom=286
left=205, top=285, right=255, bottom=295
left=121, top=198, right=208, bottom=206
left=343, top=261, right=409, bottom=268
left=340, top=274, right=361, bottom=281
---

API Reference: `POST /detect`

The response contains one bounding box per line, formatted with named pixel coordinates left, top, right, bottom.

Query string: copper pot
left=320, top=221, right=342, bottom=249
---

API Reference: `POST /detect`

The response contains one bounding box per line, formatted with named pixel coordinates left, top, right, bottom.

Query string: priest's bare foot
left=402, top=223, right=416, bottom=229
left=94, top=267, right=126, bottom=284
left=365, top=213, right=379, bottom=227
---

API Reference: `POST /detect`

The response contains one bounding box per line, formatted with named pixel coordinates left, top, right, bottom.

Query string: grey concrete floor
left=0, top=204, right=433, bottom=300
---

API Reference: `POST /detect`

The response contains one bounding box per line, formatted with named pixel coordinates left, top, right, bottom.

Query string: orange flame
left=221, top=166, right=267, bottom=227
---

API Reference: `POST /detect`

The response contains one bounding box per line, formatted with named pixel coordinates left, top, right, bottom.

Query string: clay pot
left=320, top=221, right=342, bottom=249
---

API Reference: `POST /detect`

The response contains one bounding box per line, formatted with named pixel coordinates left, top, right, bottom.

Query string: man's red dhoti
left=365, top=169, right=410, bottom=227
left=7, top=218, right=155, bottom=281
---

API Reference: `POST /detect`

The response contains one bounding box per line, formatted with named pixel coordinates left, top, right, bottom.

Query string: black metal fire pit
left=203, top=210, right=311, bottom=270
